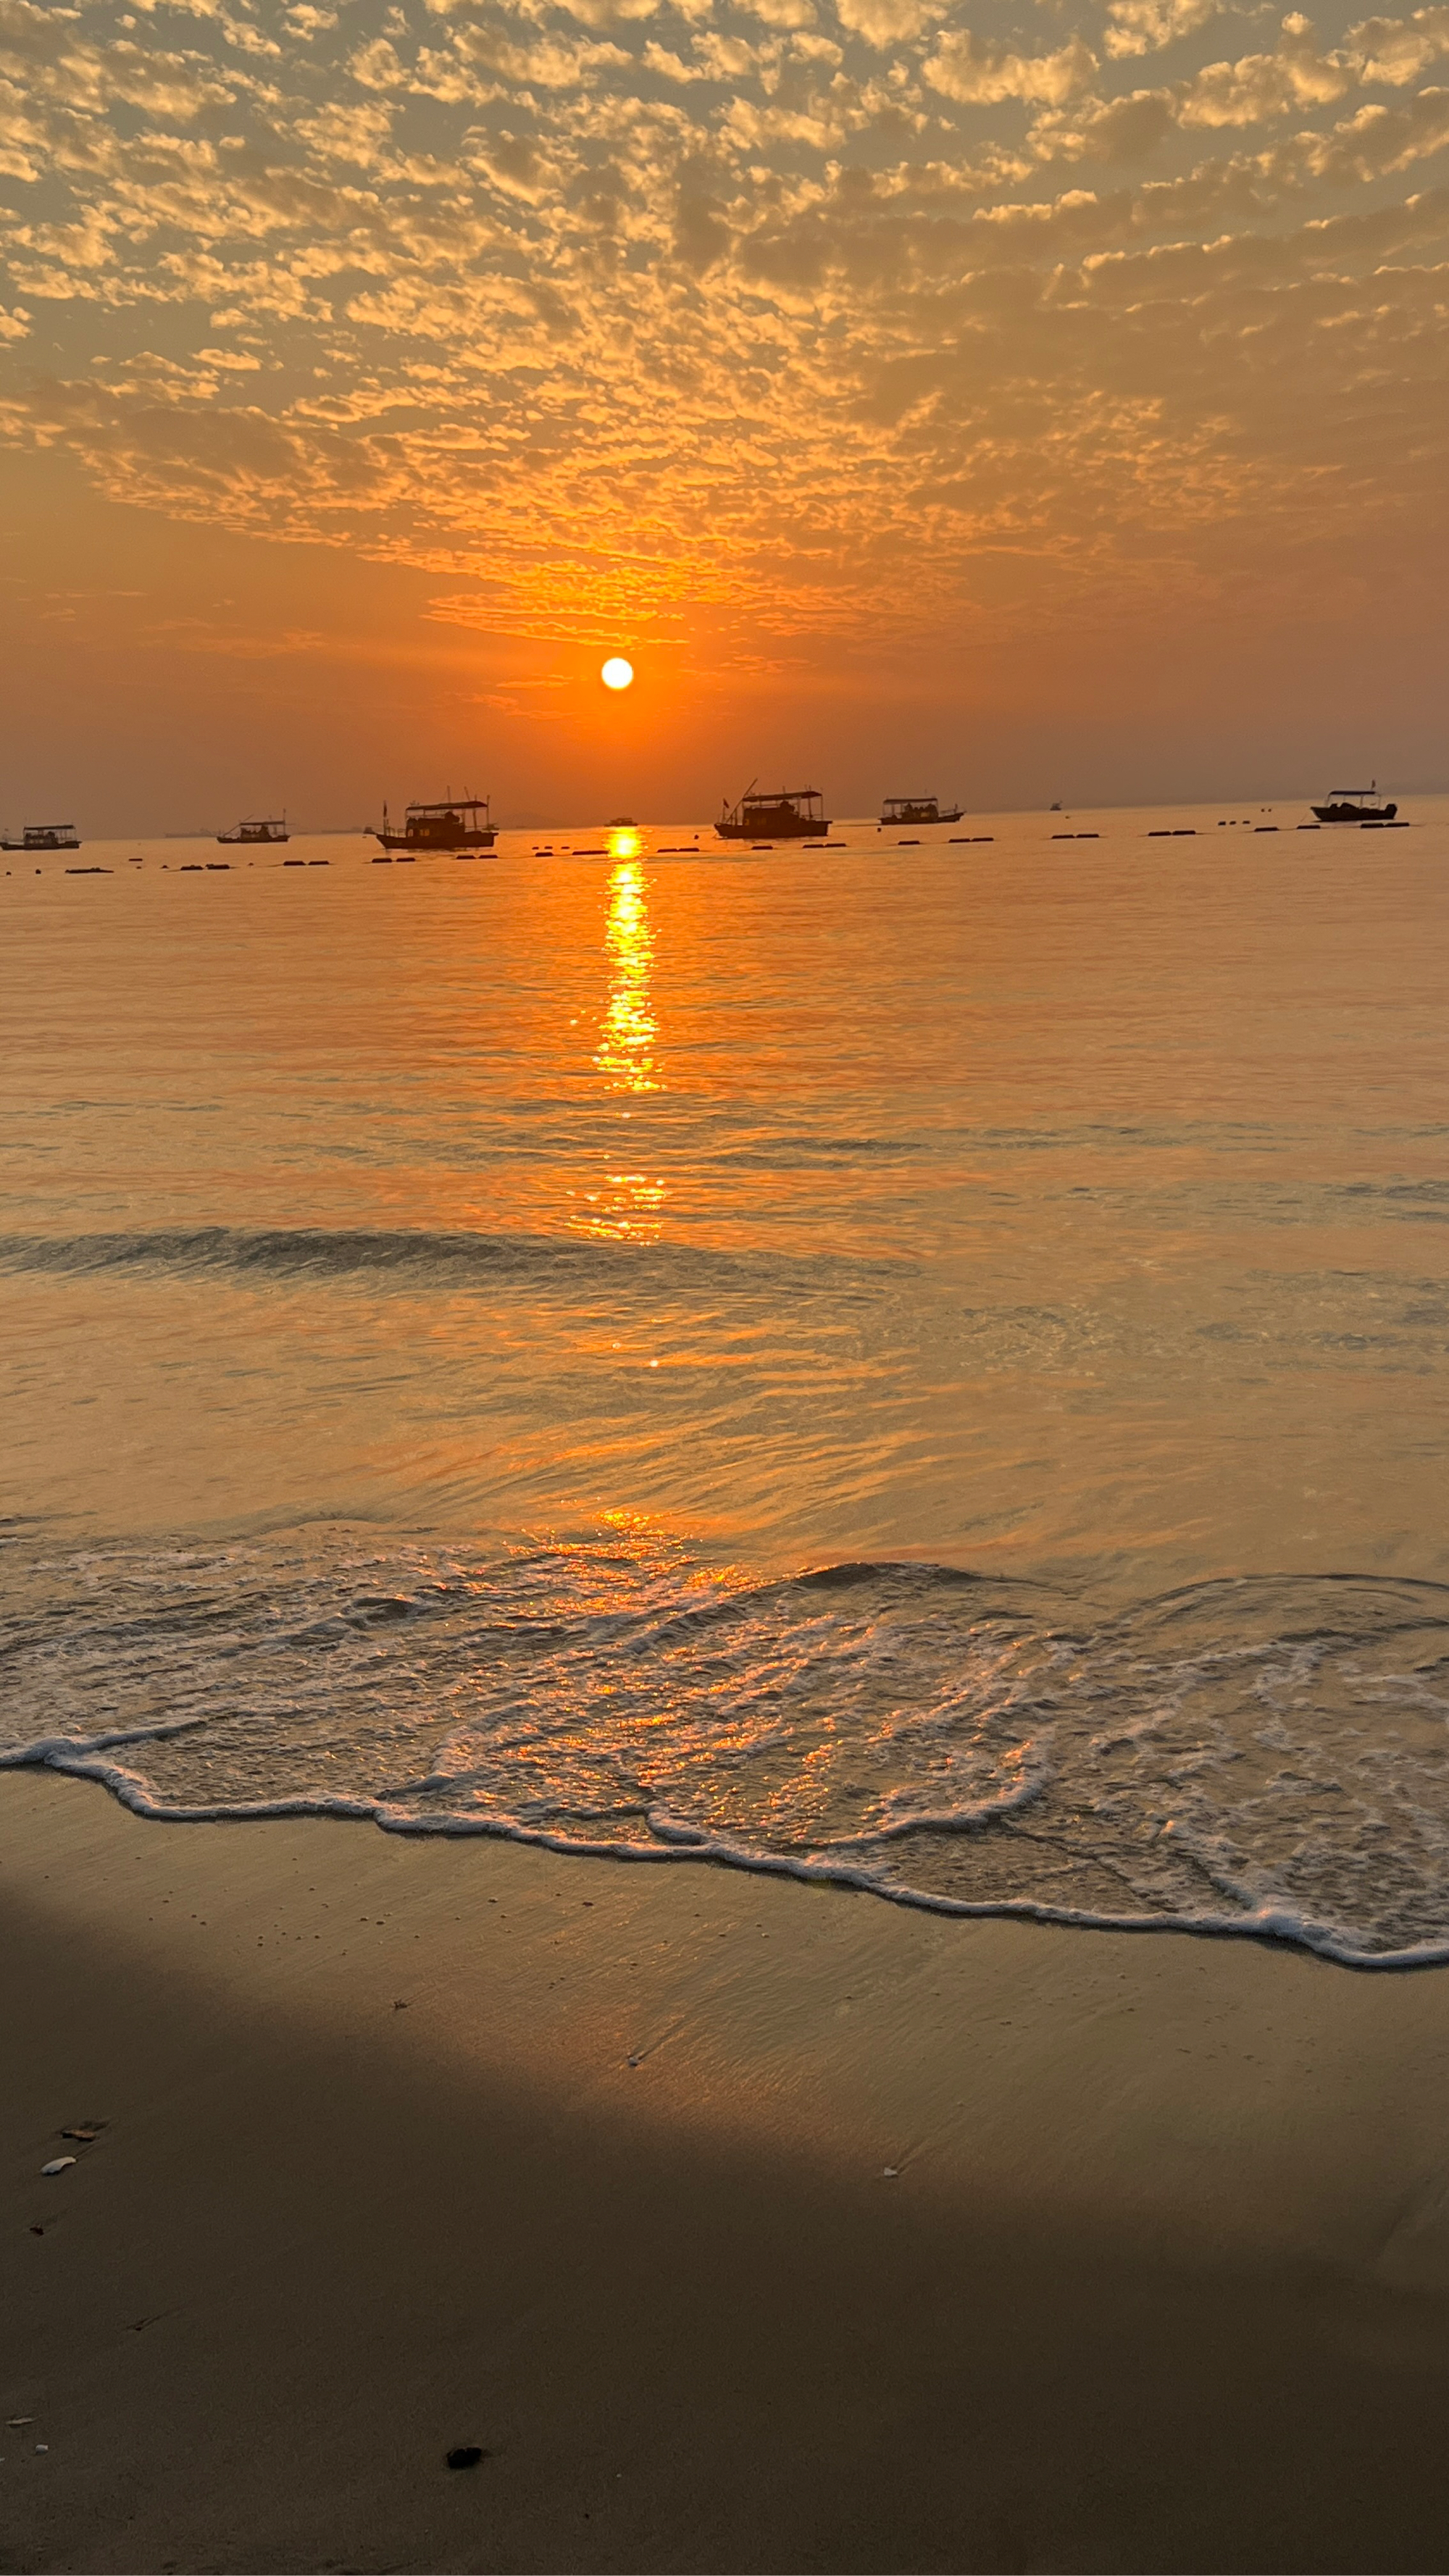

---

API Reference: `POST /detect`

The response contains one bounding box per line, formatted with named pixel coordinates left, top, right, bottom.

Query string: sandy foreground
left=6, top=1773, right=1449, bottom=2574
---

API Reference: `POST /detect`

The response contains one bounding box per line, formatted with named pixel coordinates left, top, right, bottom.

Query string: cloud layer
left=2, top=0, right=1448, bottom=648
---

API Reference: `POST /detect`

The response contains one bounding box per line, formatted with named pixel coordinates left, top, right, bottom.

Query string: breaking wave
left=4, top=1523, right=1449, bottom=1965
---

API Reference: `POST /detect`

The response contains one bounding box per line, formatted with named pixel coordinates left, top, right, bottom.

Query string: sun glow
left=601, top=656, right=634, bottom=691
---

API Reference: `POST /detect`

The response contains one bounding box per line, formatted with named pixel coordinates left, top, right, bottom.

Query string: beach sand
left=7, top=1770, right=1449, bottom=2573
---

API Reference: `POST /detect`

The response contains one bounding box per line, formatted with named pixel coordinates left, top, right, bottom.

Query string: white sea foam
left=6, top=1526, right=1449, bottom=1965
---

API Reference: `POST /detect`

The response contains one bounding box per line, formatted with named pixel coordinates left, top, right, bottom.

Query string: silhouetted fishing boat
left=716, top=782, right=829, bottom=840
left=1, top=821, right=80, bottom=852
left=880, top=795, right=963, bottom=826
left=1311, top=782, right=1398, bottom=823
left=371, top=794, right=496, bottom=853
left=218, top=814, right=288, bottom=845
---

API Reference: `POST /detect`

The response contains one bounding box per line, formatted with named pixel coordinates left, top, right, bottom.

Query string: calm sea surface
left=4, top=800, right=1449, bottom=1959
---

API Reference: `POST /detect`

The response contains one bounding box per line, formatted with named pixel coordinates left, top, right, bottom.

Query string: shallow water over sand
left=4, top=801, right=1449, bottom=1955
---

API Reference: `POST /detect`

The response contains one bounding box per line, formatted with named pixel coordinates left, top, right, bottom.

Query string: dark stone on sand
left=446, top=2446, right=485, bottom=2470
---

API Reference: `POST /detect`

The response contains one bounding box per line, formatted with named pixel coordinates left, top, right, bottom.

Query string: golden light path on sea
left=572, top=842, right=667, bottom=1244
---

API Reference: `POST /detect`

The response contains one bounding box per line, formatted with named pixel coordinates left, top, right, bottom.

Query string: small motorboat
left=218, top=814, right=288, bottom=845
left=879, top=796, right=963, bottom=826
left=1311, top=782, right=1398, bottom=823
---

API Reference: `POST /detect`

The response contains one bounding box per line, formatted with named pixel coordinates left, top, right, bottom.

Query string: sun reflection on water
left=596, top=856, right=659, bottom=1095
left=570, top=848, right=667, bottom=1242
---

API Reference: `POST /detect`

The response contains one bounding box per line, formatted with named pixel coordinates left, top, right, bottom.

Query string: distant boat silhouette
left=219, top=814, right=288, bottom=845
left=880, top=796, right=963, bottom=826
left=1, top=821, right=80, bottom=851
left=372, top=794, right=496, bottom=853
left=717, top=782, right=829, bottom=840
left=1311, top=781, right=1398, bottom=823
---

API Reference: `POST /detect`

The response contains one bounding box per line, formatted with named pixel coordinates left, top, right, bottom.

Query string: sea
left=4, top=798, right=1449, bottom=1965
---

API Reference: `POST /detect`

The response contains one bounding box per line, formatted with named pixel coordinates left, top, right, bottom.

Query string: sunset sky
left=2, top=0, right=1447, bottom=824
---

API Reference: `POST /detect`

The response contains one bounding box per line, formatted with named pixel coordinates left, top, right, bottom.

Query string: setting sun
left=601, top=656, right=634, bottom=692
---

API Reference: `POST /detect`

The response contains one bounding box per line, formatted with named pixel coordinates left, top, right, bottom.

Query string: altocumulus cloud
left=1, top=0, right=1447, bottom=642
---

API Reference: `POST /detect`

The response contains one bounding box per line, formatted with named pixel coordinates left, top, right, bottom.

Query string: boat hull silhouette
left=372, top=795, right=496, bottom=853
left=717, top=783, right=829, bottom=840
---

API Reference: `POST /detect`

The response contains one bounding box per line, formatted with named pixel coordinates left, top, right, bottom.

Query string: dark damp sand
left=7, top=1773, right=1449, bottom=2575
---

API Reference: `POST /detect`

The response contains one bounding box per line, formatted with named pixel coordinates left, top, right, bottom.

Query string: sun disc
left=601, top=656, right=634, bottom=691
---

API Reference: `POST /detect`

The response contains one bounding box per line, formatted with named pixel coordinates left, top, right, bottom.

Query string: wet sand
left=7, top=1768, right=1449, bottom=2574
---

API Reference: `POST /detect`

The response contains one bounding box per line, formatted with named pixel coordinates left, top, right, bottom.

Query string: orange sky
left=1, top=0, right=1447, bottom=827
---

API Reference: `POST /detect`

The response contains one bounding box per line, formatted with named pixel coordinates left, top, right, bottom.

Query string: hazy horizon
left=14, top=783, right=1446, bottom=836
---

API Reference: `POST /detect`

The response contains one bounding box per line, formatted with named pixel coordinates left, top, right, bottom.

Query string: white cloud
left=739, top=0, right=820, bottom=30
left=1347, top=3, right=1449, bottom=80
left=643, top=38, right=706, bottom=75
left=293, top=100, right=396, bottom=162
left=350, top=35, right=406, bottom=86
left=692, top=30, right=761, bottom=72
left=833, top=0, right=948, bottom=46
left=1288, top=80, right=1449, bottom=171
left=551, top=0, right=663, bottom=26
left=448, top=18, right=632, bottom=83
left=1177, top=15, right=1353, bottom=123
left=924, top=30, right=1098, bottom=104
left=1104, top=0, right=1222, bottom=60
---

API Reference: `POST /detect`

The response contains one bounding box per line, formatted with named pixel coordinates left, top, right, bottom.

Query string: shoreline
left=9, top=1768, right=1449, bottom=2572
left=20, top=1749, right=1449, bottom=1972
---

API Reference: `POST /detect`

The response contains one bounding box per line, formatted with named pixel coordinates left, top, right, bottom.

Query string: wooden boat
left=371, top=794, right=496, bottom=853
left=716, top=782, right=829, bottom=840
left=219, top=814, right=288, bottom=845
left=880, top=796, right=963, bottom=826
left=1, top=821, right=80, bottom=851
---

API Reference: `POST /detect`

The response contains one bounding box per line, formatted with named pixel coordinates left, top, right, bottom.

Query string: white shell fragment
left=882, top=2166, right=900, bottom=2178
left=40, top=2157, right=77, bottom=2177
